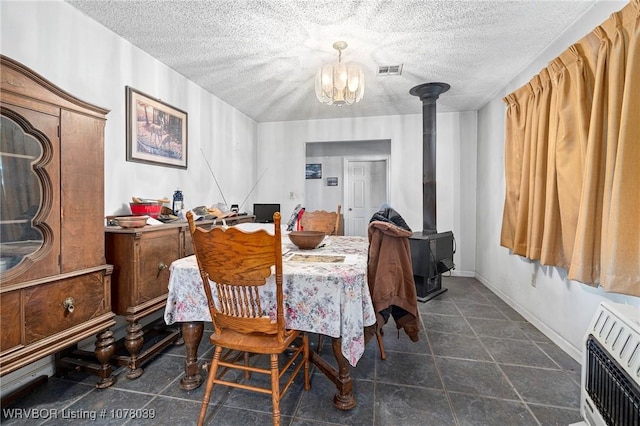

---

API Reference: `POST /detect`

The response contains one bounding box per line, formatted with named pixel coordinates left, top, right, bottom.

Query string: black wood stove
left=409, top=82, right=456, bottom=302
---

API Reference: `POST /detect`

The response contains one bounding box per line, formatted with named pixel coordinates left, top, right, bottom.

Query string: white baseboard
left=0, top=356, right=55, bottom=399
left=474, top=272, right=582, bottom=362
left=450, top=269, right=475, bottom=278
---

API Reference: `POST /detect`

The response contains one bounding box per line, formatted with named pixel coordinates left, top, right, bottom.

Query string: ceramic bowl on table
left=115, top=215, right=149, bottom=229
left=288, top=231, right=325, bottom=250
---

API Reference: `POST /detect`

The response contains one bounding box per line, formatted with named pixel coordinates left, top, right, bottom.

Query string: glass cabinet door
left=0, top=114, right=44, bottom=273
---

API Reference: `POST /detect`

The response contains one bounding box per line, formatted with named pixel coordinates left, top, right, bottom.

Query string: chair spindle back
left=187, top=211, right=285, bottom=339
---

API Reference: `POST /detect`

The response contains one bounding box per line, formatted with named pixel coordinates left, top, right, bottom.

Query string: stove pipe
left=409, top=82, right=450, bottom=234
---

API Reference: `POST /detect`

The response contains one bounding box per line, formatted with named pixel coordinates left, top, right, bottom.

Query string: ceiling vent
left=377, top=64, right=403, bottom=76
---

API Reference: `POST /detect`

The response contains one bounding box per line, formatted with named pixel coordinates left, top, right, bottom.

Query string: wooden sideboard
left=0, top=55, right=115, bottom=387
left=104, top=215, right=254, bottom=378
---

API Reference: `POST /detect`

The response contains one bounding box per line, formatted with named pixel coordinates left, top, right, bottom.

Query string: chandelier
left=315, top=41, right=365, bottom=106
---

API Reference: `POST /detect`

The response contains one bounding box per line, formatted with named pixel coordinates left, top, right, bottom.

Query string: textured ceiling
left=66, top=0, right=598, bottom=122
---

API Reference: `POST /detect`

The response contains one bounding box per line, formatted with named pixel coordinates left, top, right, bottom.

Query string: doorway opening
left=305, top=140, right=390, bottom=236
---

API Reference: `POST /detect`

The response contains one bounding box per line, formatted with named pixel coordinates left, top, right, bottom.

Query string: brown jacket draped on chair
left=367, top=220, right=420, bottom=342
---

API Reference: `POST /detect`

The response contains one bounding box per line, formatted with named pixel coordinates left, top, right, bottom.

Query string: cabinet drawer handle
left=157, top=262, right=168, bottom=277
left=63, top=297, right=75, bottom=313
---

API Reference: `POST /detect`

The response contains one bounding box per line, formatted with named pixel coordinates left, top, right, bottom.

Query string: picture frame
left=326, top=177, right=338, bottom=186
left=305, top=163, right=322, bottom=179
left=126, top=86, right=188, bottom=169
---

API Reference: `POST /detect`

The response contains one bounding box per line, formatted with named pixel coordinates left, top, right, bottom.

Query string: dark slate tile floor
left=1, top=276, right=582, bottom=425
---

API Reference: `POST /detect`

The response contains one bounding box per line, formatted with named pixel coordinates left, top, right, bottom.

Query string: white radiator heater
left=580, top=301, right=640, bottom=426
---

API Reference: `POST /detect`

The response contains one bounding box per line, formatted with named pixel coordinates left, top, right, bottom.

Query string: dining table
left=163, top=233, right=377, bottom=410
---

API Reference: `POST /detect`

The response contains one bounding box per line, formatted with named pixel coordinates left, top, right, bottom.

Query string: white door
left=344, top=159, right=388, bottom=236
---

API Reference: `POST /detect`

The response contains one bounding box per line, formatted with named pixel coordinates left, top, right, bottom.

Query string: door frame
left=342, top=155, right=390, bottom=236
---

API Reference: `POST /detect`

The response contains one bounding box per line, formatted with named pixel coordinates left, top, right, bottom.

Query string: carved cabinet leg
left=94, top=329, right=115, bottom=388
left=124, top=320, right=144, bottom=379
left=180, top=322, right=204, bottom=390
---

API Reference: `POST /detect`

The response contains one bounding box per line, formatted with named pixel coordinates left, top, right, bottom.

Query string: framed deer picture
left=126, top=86, right=188, bottom=169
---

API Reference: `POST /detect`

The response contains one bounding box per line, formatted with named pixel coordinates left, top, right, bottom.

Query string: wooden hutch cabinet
left=104, top=215, right=254, bottom=378
left=0, top=56, right=115, bottom=387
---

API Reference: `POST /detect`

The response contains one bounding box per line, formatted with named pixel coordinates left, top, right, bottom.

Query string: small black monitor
left=253, top=203, right=280, bottom=223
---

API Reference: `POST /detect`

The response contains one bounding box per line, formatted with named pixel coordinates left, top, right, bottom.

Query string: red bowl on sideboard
left=129, top=202, right=162, bottom=218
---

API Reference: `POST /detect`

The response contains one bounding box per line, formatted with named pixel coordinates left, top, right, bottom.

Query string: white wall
left=1, top=0, right=259, bottom=215
left=304, top=155, right=344, bottom=212
left=475, top=0, right=639, bottom=361
left=256, top=111, right=478, bottom=276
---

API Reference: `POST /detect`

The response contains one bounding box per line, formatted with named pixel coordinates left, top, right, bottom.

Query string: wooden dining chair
left=300, top=204, right=374, bottom=356
left=299, top=205, right=341, bottom=235
left=299, top=205, right=386, bottom=359
left=186, top=211, right=310, bottom=426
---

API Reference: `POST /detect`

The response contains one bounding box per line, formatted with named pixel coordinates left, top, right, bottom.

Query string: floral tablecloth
left=164, top=235, right=376, bottom=367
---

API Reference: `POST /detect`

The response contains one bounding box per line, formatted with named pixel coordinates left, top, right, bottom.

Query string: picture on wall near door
left=326, top=177, right=338, bottom=186
left=305, top=163, right=322, bottom=179
left=126, top=86, right=188, bottom=169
